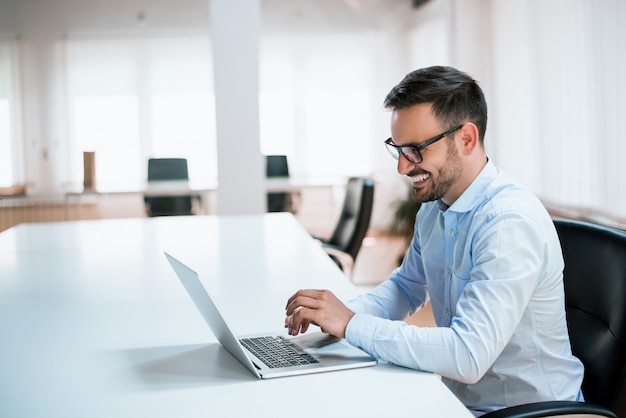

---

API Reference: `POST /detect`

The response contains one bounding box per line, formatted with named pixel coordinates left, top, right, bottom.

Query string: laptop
left=164, top=252, right=378, bottom=379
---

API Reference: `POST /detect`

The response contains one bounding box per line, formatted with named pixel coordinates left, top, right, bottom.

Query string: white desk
left=63, top=179, right=217, bottom=219
left=0, top=214, right=472, bottom=418
left=265, top=175, right=346, bottom=192
left=63, top=176, right=346, bottom=220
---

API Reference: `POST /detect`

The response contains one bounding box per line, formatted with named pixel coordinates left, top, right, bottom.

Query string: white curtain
left=0, top=40, right=23, bottom=188
left=487, top=0, right=626, bottom=218
left=64, top=37, right=217, bottom=186
left=260, top=31, right=384, bottom=177
left=0, top=32, right=387, bottom=191
left=61, top=32, right=385, bottom=187
left=404, top=0, right=626, bottom=219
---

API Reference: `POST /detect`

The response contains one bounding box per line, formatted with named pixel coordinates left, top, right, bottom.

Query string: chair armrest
left=320, top=244, right=354, bottom=280
left=310, top=234, right=329, bottom=244
left=481, top=401, right=617, bottom=418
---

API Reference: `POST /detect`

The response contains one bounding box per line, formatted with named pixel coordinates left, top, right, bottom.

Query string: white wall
left=487, top=0, right=626, bottom=217
left=403, top=0, right=626, bottom=219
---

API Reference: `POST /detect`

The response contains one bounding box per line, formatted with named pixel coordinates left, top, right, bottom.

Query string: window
left=65, top=37, right=217, bottom=186
left=0, top=99, right=11, bottom=186
left=0, top=41, right=23, bottom=188
left=259, top=32, right=381, bottom=177
left=19, top=32, right=385, bottom=191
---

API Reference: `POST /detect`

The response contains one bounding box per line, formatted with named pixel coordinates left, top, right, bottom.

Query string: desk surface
left=64, top=176, right=346, bottom=195
left=0, top=214, right=472, bottom=418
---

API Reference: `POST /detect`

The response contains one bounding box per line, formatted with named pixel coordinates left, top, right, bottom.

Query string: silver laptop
left=164, top=252, right=377, bottom=379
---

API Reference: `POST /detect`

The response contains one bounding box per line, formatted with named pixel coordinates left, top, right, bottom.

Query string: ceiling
left=1, top=0, right=423, bottom=37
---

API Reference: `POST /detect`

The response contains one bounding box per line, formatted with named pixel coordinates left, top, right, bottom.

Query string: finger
left=284, top=310, right=306, bottom=330
left=285, top=313, right=300, bottom=335
left=285, top=289, right=326, bottom=310
left=290, top=307, right=318, bottom=335
left=300, top=320, right=310, bottom=334
left=285, top=295, right=322, bottom=316
left=287, top=315, right=310, bottom=336
left=285, top=292, right=298, bottom=310
left=285, top=289, right=312, bottom=309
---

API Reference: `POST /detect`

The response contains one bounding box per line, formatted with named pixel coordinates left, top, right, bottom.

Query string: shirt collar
left=444, top=158, right=497, bottom=214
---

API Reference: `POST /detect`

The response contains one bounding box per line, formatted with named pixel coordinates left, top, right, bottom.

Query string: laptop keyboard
left=240, top=336, right=319, bottom=369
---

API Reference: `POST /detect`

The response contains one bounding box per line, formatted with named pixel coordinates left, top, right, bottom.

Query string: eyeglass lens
left=385, top=142, right=422, bottom=163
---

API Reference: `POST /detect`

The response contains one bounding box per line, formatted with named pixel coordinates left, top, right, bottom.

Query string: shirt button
left=446, top=269, right=451, bottom=276
left=448, top=230, right=454, bottom=236
left=444, top=309, right=450, bottom=316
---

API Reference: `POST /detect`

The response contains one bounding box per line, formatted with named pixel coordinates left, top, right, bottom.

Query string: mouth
left=409, top=173, right=430, bottom=187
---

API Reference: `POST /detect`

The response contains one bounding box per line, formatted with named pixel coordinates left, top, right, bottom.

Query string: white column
left=21, top=36, right=68, bottom=195
left=209, top=0, right=265, bottom=215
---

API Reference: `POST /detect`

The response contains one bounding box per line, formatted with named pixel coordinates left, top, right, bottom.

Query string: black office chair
left=144, top=158, right=196, bottom=217
left=482, top=219, right=626, bottom=418
left=315, top=177, right=375, bottom=278
left=266, top=155, right=299, bottom=213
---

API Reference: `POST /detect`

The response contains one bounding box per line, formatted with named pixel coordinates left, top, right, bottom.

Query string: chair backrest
left=265, top=155, right=294, bottom=213
left=148, top=158, right=189, bottom=181
left=328, top=177, right=375, bottom=261
left=145, top=158, right=192, bottom=216
left=266, top=155, right=289, bottom=178
left=554, top=219, right=626, bottom=415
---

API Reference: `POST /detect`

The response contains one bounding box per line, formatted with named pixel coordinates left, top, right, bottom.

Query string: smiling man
left=285, top=66, right=584, bottom=415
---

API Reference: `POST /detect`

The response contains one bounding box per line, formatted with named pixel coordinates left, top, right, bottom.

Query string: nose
left=397, top=154, right=415, bottom=175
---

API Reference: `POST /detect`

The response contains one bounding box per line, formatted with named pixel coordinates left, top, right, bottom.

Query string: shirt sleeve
left=346, top=272, right=428, bottom=320
left=345, top=211, right=552, bottom=385
left=347, top=218, right=430, bottom=319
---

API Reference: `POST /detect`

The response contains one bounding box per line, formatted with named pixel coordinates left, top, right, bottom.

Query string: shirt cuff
left=345, top=312, right=379, bottom=357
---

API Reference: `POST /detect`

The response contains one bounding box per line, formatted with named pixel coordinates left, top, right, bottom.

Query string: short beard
left=411, top=140, right=462, bottom=203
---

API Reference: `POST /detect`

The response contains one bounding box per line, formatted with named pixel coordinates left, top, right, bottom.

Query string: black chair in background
left=482, top=219, right=626, bottom=418
left=314, top=177, right=375, bottom=278
left=144, top=158, right=196, bottom=217
left=266, top=155, right=299, bottom=213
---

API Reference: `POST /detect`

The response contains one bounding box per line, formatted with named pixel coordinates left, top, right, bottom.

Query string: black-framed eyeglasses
left=384, top=125, right=463, bottom=164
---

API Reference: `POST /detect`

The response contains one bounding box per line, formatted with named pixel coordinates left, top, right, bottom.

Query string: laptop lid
left=164, top=252, right=377, bottom=379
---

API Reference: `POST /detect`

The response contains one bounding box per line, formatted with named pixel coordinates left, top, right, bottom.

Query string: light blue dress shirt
left=345, top=160, right=584, bottom=415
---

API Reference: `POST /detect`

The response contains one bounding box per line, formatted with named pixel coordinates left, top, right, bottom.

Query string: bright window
left=65, top=37, right=216, bottom=186
left=151, top=94, right=217, bottom=182
left=0, top=41, right=22, bottom=188
left=259, top=32, right=381, bottom=177
left=0, top=100, right=11, bottom=186
left=73, top=96, right=142, bottom=185
left=60, top=32, right=383, bottom=187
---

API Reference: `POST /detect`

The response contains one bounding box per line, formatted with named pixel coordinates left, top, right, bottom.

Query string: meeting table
left=0, top=212, right=473, bottom=418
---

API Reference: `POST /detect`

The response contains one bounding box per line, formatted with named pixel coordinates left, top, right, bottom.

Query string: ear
left=457, top=123, right=480, bottom=156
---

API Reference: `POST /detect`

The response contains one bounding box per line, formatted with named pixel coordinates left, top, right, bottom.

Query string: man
left=285, top=66, right=584, bottom=415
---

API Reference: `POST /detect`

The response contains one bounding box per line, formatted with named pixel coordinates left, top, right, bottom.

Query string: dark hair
left=384, top=66, right=488, bottom=144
